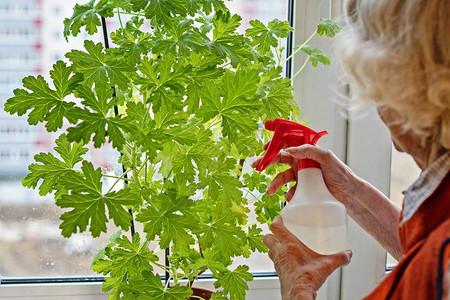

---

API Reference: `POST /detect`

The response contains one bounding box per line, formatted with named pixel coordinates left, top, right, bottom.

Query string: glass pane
left=386, top=146, right=421, bottom=268
left=0, top=0, right=166, bottom=278
left=0, top=0, right=289, bottom=278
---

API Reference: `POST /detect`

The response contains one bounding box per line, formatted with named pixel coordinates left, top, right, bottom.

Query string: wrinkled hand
left=252, top=143, right=359, bottom=205
left=264, top=216, right=352, bottom=300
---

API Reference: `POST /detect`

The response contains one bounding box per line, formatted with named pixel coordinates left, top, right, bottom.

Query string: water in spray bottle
left=256, top=119, right=348, bottom=255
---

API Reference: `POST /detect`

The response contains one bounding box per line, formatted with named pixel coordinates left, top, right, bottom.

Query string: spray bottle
left=256, top=119, right=348, bottom=255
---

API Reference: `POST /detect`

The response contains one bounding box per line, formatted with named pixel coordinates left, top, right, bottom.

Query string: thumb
left=325, top=250, right=352, bottom=271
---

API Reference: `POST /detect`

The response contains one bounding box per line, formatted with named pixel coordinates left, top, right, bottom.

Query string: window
left=1, top=0, right=393, bottom=299
left=0, top=0, right=291, bottom=299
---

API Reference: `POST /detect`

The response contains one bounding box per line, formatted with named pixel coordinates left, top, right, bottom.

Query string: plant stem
left=131, top=145, right=142, bottom=188
left=101, top=174, right=120, bottom=179
left=144, top=153, right=148, bottom=184
left=276, top=38, right=282, bottom=67
left=117, top=11, right=146, bottom=17
left=154, top=262, right=171, bottom=273
left=107, top=168, right=133, bottom=193
left=244, top=188, right=260, bottom=201
left=292, top=56, right=310, bottom=79
left=188, top=268, right=206, bottom=288
left=116, top=8, right=124, bottom=29
left=164, top=275, right=172, bottom=291
left=207, top=117, right=221, bottom=130
left=281, top=31, right=316, bottom=65
left=136, top=156, right=150, bottom=177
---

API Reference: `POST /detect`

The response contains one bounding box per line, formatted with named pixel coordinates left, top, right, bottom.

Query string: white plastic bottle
left=255, top=118, right=348, bottom=255
left=281, top=167, right=348, bottom=255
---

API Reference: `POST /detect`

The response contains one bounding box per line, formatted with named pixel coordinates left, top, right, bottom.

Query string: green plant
left=4, top=0, right=340, bottom=299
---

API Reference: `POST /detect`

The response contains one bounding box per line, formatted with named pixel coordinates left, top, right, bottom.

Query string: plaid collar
left=401, top=152, right=450, bottom=224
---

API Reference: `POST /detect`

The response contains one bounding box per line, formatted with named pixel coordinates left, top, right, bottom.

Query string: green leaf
left=262, top=83, right=295, bottom=119
left=207, top=11, right=253, bottom=67
left=4, top=61, right=82, bottom=131
left=214, top=265, right=253, bottom=300
left=212, top=11, right=241, bottom=40
left=300, top=45, right=330, bottom=67
left=22, top=135, right=88, bottom=196
left=66, top=82, right=131, bottom=149
left=199, top=158, right=243, bottom=202
left=199, top=200, right=246, bottom=259
left=210, top=292, right=229, bottom=300
left=255, top=192, right=283, bottom=224
left=246, top=19, right=292, bottom=54
left=131, top=271, right=193, bottom=300
left=63, top=0, right=114, bottom=39
left=56, top=161, right=139, bottom=237
left=136, top=55, right=191, bottom=112
left=202, top=0, right=227, bottom=15
left=66, top=40, right=132, bottom=89
left=91, top=230, right=122, bottom=267
left=245, top=225, right=268, bottom=253
left=155, top=125, right=212, bottom=180
left=131, top=0, right=187, bottom=26
left=110, top=233, right=159, bottom=278
left=197, top=70, right=261, bottom=141
left=243, top=171, right=269, bottom=194
left=136, top=191, right=197, bottom=249
left=153, top=19, right=204, bottom=56
left=316, top=18, right=341, bottom=38
left=110, top=17, right=153, bottom=65
left=105, top=0, right=133, bottom=12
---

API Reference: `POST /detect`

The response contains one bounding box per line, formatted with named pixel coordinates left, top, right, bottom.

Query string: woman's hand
left=263, top=216, right=352, bottom=300
left=252, top=143, right=360, bottom=206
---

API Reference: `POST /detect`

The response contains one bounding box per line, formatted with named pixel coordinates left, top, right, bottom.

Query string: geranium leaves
left=63, top=0, right=114, bottom=39
left=22, top=135, right=87, bottom=196
left=66, top=82, right=131, bottom=149
left=57, top=160, right=139, bottom=237
left=3, top=0, right=343, bottom=298
left=66, top=40, right=132, bottom=90
left=246, top=19, right=292, bottom=55
left=4, top=61, right=82, bottom=132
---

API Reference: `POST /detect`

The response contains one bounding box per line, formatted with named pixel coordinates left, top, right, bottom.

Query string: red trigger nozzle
left=255, top=119, right=328, bottom=172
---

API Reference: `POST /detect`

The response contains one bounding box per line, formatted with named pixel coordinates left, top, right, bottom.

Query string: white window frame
left=293, top=0, right=390, bottom=299
left=0, top=0, right=391, bottom=299
left=0, top=278, right=283, bottom=300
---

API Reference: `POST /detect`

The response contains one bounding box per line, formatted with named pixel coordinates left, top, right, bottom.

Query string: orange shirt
left=363, top=172, right=450, bottom=299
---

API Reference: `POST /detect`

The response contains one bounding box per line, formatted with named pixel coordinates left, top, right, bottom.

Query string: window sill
left=0, top=275, right=281, bottom=299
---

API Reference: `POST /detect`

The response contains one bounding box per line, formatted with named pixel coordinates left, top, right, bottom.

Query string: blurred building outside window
left=0, top=0, right=288, bottom=279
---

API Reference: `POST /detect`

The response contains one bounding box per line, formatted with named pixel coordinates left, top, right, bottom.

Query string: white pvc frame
left=292, top=0, right=390, bottom=299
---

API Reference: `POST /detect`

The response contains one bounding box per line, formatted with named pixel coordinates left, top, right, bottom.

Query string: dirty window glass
left=0, top=0, right=288, bottom=278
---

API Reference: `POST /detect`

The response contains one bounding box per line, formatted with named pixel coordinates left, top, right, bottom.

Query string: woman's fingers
left=285, top=184, right=296, bottom=201
left=285, top=144, right=333, bottom=165
left=269, top=215, right=300, bottom=244
left=263, top=233, right=279, bottom=249
left=323, top=250, right=353, bottom=272
left=251, top=157, right=262, bottom=168
left=270, top=151, right=297, bottom=167
left=266, top=168, right=296, bottom=195
left=252, top=151, right=297, bottom=169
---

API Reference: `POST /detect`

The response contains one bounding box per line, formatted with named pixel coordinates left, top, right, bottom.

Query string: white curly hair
left=336, top=0, right=450, bottom=151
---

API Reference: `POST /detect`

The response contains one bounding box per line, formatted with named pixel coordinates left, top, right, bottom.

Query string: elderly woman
left=254, top=0, right=450, bottom=299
